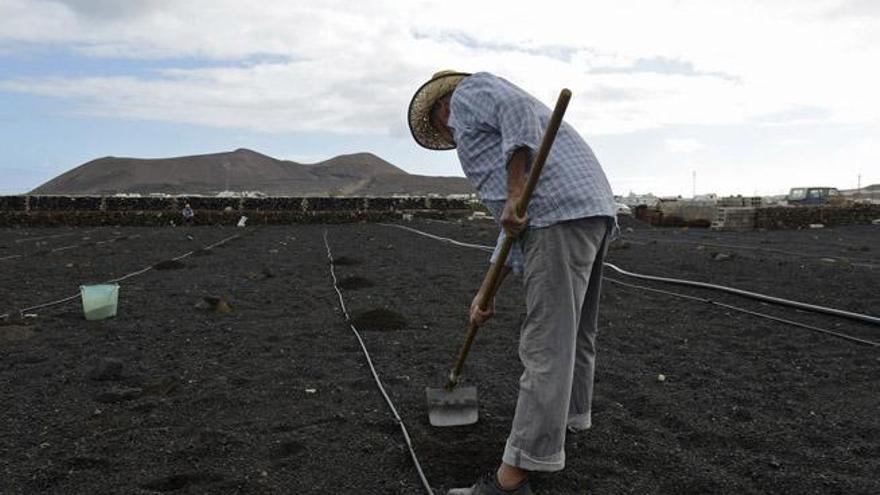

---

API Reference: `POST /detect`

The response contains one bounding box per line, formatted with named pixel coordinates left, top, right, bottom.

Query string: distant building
left=620, top=192, right=660, bottom=207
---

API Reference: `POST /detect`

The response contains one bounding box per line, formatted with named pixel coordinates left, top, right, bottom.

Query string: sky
left=0, top=0, right=878, bottom=197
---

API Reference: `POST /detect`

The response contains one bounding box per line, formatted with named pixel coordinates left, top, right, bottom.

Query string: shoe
left=566, top=414, right=592, bottom=433
left=566, top=423, right=591, bottom=434
left=447, top=471, right=533, bottom=495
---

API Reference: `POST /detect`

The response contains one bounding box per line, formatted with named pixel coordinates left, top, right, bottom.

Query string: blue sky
left=1, top=0, right=878, bottom=196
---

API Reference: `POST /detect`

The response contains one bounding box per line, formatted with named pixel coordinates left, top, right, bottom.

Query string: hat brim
left=408, top=72, right=470, bottom=150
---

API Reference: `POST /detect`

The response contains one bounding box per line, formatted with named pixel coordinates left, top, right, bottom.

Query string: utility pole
left=857, top=173, right=861, bottom=199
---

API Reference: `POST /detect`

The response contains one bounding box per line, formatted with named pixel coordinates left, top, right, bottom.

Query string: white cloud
left=777, top=138, right=809, bottom=147
left=0, top=0, right=878, bottom=138
left=665, top=138, right=706, bottom=154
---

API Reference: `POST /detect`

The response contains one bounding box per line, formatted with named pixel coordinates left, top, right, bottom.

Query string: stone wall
left=756, top=205, right=880, bottom=229
left=657, top=200, right=717, bottom=227
left=711, top=207, right=756, bottom=231
left=637, top=203, right=880, bottom=230
left=0, top=195, right=470, bottom=227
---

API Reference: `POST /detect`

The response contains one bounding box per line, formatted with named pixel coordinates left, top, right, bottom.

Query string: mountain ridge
left=30, top=148, right=473, bottom=197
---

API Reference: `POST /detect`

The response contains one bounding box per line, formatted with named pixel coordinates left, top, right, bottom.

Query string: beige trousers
left=502, top=216, right=610, bottom=472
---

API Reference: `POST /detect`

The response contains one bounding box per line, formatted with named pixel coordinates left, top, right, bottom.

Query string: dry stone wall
left=0, top=195, right=470, bottom=226
left=636, top=203, right=879, bottom=231
left=756, top=205, right=880, bottom=229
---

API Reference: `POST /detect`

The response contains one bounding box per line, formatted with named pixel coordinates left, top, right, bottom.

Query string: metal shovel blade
left=425, top=385, right=479, bottom=427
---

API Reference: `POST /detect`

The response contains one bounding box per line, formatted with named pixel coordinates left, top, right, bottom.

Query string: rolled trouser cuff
left=502, top=439, right=565, bottom=472
left=566, top=412, right=592, bottom=431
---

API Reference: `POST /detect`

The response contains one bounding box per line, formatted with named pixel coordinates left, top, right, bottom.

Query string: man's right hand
left=500, top=197, right=528, bottom=237
left=469, top=293, right=495, bottom=327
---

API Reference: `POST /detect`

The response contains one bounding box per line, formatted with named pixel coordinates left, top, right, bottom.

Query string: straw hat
left=408, top=70, right=471, bottom=150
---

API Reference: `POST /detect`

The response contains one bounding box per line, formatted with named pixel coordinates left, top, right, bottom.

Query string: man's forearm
left=476, top=262, right=511, bottom=304
left=507, top=147, right=529, bottom=201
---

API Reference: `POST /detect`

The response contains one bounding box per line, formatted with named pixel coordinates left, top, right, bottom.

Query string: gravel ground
left=1, top=219, right=877, bottom=494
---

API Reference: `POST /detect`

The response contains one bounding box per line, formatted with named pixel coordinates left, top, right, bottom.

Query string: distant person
left=181, top=203, right=195, bottom=226
left=409, top=71, right=617, bottom=495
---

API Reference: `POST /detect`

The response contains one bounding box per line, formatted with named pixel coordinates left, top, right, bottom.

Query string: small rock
left=305, top=388, right=317, bottom=394
left=712, top=252, right=733, bottom=261
left=202, top=296, right=232, bottom=314
left=657, top=374, right=666, bottom=382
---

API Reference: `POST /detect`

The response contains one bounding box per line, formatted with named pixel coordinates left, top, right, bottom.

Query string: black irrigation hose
left=605, top=277, right=879, bottom=347
left=603, top=263, right=880, bottom=326
left=380, top=223, right=879, bottom=344
left=12, top=231, right=88, bottom=244
left=0, top=230, right=247, bottom=320
left=1, top=233, right=143, bottom=263
left=620, top=233, right=878, bottom=268
left=322, top=230, right=435, bottom=495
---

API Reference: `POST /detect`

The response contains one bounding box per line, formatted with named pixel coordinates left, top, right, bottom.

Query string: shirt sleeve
left=452, top=74, right=543, bottom=166
left=496, top=93, right=543, bottom=167
left=489, top=229, right=524, bottom=275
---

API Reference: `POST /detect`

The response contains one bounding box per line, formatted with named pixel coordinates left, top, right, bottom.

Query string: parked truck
left=786, top=187, right=846, bottom=206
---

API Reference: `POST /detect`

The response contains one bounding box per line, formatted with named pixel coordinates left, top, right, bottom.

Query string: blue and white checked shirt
left=447, top=72, right=618, bottom=273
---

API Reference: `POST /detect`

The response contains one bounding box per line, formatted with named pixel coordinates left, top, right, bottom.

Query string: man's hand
left=500, top=197, right=528, bottom=236
left=469, top=293, right=495, bottom=327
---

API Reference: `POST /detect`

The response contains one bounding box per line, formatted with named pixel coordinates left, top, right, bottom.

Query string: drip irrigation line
left=7, top=232, right=243, bottom=317
left=12, top=231, right=83, bottom=244
left=379, top=223, right=493, bottom=252
left=1, top=233, right=142, bottom=263
left=322, top=230, right=434, bottom=495
left=603, top=263, right=879, bottom=326
left=605, top=277, right=879, bottom=347
left=50, top=245, right=79, bottom=253
left=380, top=223, right=880, bottom=329
left=621, top=233, right=878, bottom=268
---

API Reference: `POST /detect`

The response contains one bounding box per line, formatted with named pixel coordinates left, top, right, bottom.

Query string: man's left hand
left=500, top=197, right=528, bottom=236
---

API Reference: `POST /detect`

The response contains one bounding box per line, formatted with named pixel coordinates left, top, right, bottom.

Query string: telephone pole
left=857, top=173, right=861, bottom=199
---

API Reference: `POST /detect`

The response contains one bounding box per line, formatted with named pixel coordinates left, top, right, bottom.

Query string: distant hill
left=840, top=184, right=880, bottom=197
left=30, top=148, right=474, bottom=197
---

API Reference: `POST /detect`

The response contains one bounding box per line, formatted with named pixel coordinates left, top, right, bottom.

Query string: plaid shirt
left=447, top=72, right=617, bottom=273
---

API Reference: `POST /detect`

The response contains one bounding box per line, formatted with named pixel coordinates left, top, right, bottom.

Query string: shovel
left=426, top=88, right=573, bottom=427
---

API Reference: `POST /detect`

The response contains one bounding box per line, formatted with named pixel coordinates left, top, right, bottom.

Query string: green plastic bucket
left=80, top=284, right=120, bottom=321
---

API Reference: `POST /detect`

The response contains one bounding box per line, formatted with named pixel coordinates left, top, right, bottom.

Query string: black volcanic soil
left=0, top=220, right=878, bottom=494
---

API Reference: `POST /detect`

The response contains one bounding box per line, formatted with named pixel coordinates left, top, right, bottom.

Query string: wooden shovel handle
left=446, top=88, right=572, bottom=390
